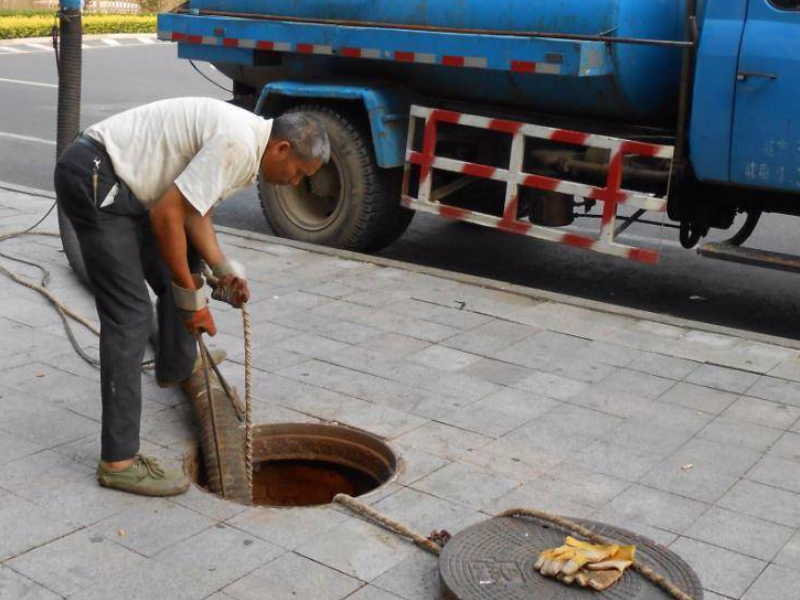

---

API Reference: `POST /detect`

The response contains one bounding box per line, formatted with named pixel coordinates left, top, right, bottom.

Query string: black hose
left=56, top=8, right=90, bottom=286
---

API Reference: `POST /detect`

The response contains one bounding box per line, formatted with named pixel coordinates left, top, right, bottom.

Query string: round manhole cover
left=439, top=515, right=703, bottom=600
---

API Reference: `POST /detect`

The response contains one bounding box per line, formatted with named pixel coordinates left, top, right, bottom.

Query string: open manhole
left=185, top=423, right=398, bottom=507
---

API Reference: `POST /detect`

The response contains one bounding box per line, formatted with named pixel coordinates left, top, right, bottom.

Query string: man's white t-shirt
left=84, top=97, right=272, bottom=216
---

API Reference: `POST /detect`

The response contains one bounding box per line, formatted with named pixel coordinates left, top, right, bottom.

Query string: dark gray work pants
left=54, top=136, right=198, bottom=461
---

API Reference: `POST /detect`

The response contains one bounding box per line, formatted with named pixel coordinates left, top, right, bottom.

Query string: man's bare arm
left=149, top=184, right=196, bottom=289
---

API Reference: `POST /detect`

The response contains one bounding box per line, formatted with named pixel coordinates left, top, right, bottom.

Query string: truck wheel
left=259, top=105, right=413, bottom=251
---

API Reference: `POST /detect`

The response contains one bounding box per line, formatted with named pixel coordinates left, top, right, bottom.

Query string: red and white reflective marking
left=511, top=60, right=562, bottom=75
left=401, top=105, right=673, bottom=266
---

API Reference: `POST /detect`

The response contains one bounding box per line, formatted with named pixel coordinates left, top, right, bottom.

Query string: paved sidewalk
left=2, top=183, right=800, bottom=600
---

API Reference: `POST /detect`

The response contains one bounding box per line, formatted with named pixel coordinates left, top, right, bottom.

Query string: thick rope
left=333, top=495, right=695, bottom=600
left=333, top=494, right=442, bottom=555
left=242, top=305, right=254, bottom=500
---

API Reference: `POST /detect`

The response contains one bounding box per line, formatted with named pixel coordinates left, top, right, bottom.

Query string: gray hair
left=271, top=112, right=331, bottom=163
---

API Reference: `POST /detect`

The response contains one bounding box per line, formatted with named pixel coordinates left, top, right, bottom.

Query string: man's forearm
left=184, top=211, right=226, bottom=272
left=149, top=185, right=195, bottom=289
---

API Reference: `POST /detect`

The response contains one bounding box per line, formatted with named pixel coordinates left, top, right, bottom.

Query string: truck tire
left=182, top=369, right=251, bottom=504
left=259, top=105, right=413, bottom=252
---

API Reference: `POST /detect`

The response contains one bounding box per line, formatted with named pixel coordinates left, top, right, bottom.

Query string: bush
left=0, top=14, right=156, bottom=39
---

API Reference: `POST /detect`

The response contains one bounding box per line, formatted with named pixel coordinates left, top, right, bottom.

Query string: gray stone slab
left=774, top=528, right=800, bottom=568
left=698, top=417, right=783, bottom=453
left=408, top=345, right=481, bottom=372
left=688, top=506, right=794, bottom=561
left=547, top=359, right=618, bottom=384
left=393, top=421, right=494, bottom=462
left=458, top=440, right=550, bottom=482
left=593, top=368, right=676, bottom=400
left=442, top=319, right=541, bottom=356
left=747, top=376, right=800, bottom=408
left=742, top=563, right=800, bottom=600
left=658, top=382, right=739, bottom=414
left=437, top=388, right=557, bottom=438
left=0, top=493, right=78, bottom=561
left=276, top=333, right=352, bottom=360
left=570, top=439, right=664, bottom=482
left=494, top=331, right=592, bottom=370
left=372, top=487, right=481, bottom=534
left=601, top=484, right=708, bottom=533
left=766, top=431, right=800, bottom=462
left=7, top=527, right=147, bottom=597
left=721, top=395, right=800, bottom=430
left=640, top=438, right=761, bottom=503
left=626, top=352, right=701, bottom=380
left=385, top=298, right=493, bottom=330
left=574, top=341, right=643, bottom=368
left=748, top=456, right=800, bottom=493
left=169, top=485, right=250, bottom=522
left=392, top=444, right=450, bottom=486
left=412, top=461, right=520, bottom=510
left=228, top=506, right=349, bottom=550
left=371, top=551, right=441, bottom=600
left=347, top=585, right=405, bottom=600
left=155, top=524, right=284, bottom=589
left=507, top=302, right=630, bottom=340
left=295, top=517, right=416, bottom=582
left=686, top=364, right=761, bottom=394
left=718, top=479, right=800, bottom=527
left=87, top=499, right=216, bottom=557
left=0, top=566, right=61, bottom=600
left=566, top=388, right=658, bottom=419
left=459, top=358, right=532, bottom=386
left=357, top=333, right=431, bottom=360
left=669, top=537, right=765, bottom=599
left=334, top=402, right=428, bottom=439
left=768, top=355, right=800, bottom=382
left=0, top=429, right=45, bottom=466
left=0, top=404, right=97, bottom=448
left=588, top=507, right=679, bottom=547
left=513, top=371, right=588, bottom=400
left=498, top=469, right=625, bottom=513
left=486, top=481, right=597, bottom=520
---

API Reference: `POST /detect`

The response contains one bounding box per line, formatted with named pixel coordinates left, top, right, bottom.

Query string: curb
left=0, top=32, right=162, bottom=48
left=4, top=180, right=799, bottom=352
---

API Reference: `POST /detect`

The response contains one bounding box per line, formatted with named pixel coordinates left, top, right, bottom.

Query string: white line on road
left=102, top=38, right=121, bottom=46
left=0, top=46, right=24, bottom=54
left=137, top=36, right=156, bottom=44
left=24, top=43, right=52, bottom=52
left=0, top=131, right=56, bottom=146
left=0, top=76, right=57, bottom=88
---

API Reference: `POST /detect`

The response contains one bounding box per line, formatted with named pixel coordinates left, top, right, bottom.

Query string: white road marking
left=0, top=131, right=56, bottom=146
left=136, top=36, right=156, bottom=44
left=24, top=43, right=52, bottom=52
left=0, top=76, right=57, bottom=88
left=102, top=38, right=121, bottom=46
left=0, top=46, right=24, bottom=54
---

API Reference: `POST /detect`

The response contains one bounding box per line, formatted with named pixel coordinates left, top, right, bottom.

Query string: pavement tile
left=412, top=461, right=520, bottom=509
left=385, top=298, right=493, bottom=330
left=155, top=524, right=284, bottom=588
left=601, top=484, right=708, bottom=533
left=295, top=517, right=416, bottom=582
left=773, top=528, right=800, bottom=568
left=0, top=493, right=78, bottom=561
left=393, top=444, right=450, bottom=485
left=371, top=551, right=441, bottom=600
left=747, top=455, right=800, bottom=493
left=626, top=352, right=701, bottom=380
left=0, top=566, right=61, bottom=600
left=169, top=484, right=250, bottom=522
left=0, top=429, right=46, bottom=466
left=742, top=563, right=800, bottom=600
left=574, top=340, right=643, bottom=368
left=334, top=403, right=428, bottom=439
left=669, top=537, right=765, bottom=598
left=566, top=387, right=658, bottom=418
left=494, top=331, right=592, bottom=370
left=393, top=422, right=493, bottom=462
left=276, top=333, right=352, bottom=360
left=718, top=479, right=800, bottom=527
left=347, top=585, right=405, bottom=600
left=747, top=376, right=800, bottom=408
left=372, top=487, right=481, bottom=533
left=441, top=319, right=541, bottom=356
left=588, top=508, right=679, bottom=547
left=507, top=302, right=630, bottom=340
left=686, top=364, right=761, bottom=394
left=698, top=417, right=783, bottom=453
left=658, top=382, right=739, bottom=414
left=87, top=499, right=216, bottom=557
left=485, top=482, right=596, bottom=520
left=512, top=370, right=588, bottom=400
left=571, top=439, right=664, bottom=481
left=721, top=395, right=800, bottom=430
left=688, top=506, right=794, bottom=561
left=640, top=438, right=761, bottom=503
left=768, top=355, right=800, bottom=382
left=458, top=358, right=532, bottom=386
left=437, top=388, right=557, bottom=438
left=544, top=463, right=631, bottom=506
left=7, top=527, right=147, bottom=597
left=228, top=506, right=349, bottom=550
left=357, top=333, right=431, bottom=360
left=592, top=368, right=676, bottom=400
left=766, top=431, right=800, bottom=462
left=547, top=359, right=618, bottom=384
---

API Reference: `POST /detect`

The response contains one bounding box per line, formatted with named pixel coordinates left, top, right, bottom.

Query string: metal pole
left=57, top=0, right=89, bottom=284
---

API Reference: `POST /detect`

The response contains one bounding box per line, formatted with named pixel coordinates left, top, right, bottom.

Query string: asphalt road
left=2, top=40, right=799, bottom=340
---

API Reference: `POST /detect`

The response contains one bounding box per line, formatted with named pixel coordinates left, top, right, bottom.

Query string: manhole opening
left=185, top=423, right=398, bottom=507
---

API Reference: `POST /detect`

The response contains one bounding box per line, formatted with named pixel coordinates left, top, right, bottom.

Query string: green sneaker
left=97, top=455, right=190, bottom=497
left=157, top=349, right=227, bottom=388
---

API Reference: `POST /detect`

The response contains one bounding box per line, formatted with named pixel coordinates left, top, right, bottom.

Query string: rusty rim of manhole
left=185, top=422, right=398, bottom=507
left=439, top=515, right=703, bottom=600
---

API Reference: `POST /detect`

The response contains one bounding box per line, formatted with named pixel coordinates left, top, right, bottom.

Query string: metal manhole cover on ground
left=440, top=516, right=703, bottom=600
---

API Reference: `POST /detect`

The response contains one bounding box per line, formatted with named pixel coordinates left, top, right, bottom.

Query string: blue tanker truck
left=158, top=0, right=800, bottom=270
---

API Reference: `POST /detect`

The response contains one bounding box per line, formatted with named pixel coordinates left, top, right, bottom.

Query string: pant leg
left=139, top=221, right=199, bottom=384
left=55, top=142, right=151, bottom=462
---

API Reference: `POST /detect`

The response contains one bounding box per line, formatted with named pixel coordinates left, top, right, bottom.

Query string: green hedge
left=0, top=14, right=157, bottom=40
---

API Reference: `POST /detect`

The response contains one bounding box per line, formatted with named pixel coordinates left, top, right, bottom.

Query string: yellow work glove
left=535, top=536, right=636, bottom=592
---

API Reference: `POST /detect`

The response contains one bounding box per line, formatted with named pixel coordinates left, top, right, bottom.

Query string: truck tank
left=196, top=0, right=691, bottom=123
